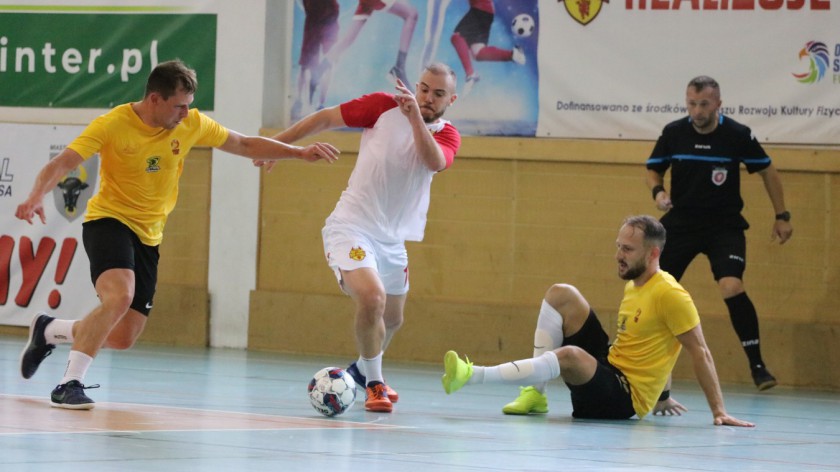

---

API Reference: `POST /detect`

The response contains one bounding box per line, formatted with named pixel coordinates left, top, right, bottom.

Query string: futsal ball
left=511, top=13, right=536, bottom=38
left=308, top=367, right=356, bottom=417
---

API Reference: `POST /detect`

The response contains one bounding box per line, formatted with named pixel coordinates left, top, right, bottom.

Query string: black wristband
left=652, top=185, right=666, bottom=200
left=658, top=390, right=670, bottom=402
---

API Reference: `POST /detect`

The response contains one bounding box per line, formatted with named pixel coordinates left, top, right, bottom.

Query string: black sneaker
left=751, top=365, right=778, bottom=391
left=50, top=380, right=100, bottom=410
left=20, top=313, right=56, bottom=379
left=346, top=361, right=367, bottom=387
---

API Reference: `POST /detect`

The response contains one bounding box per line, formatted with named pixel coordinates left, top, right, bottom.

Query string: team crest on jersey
left=562, top=0, right=609, bottom=26
left=171, top=139, right=181, bottom=155
left=618, top=314, right=627, bottom=332
left=348, top=246, right=366, bottom=261
left=145, top=156, right=161, bottom=173
left=711, top=167, right=728, bottom=186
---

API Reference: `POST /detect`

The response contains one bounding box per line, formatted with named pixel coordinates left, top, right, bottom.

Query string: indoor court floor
left=1, top=334, right=838, bottom=471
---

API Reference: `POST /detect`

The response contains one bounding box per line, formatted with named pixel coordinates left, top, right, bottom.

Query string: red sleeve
left=434, top=123, right=461, bottom=170
left=339, top=92, right=397, bottom=129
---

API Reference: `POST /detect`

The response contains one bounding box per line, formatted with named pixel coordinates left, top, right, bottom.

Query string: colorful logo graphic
left=561, top=0, right=609, bottom=26
left=145, top=156, right=161, bottom=173
left=792, top=41, right=830, bottom=84
left=348, top=246, right=366, bottom=261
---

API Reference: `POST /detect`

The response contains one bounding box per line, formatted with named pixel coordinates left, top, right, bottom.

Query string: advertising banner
left=288, top=0, right=838, bottom=143
left=0, top=13, right=217, bottom=110
left=0, top=124, right=100, bottom=326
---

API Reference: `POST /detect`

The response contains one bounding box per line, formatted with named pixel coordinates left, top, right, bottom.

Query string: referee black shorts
left=659, top=226, right=747, bottom=281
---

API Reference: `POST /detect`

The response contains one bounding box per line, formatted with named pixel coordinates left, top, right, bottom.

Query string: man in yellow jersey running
left=15, top=60, right=339, bottom=410
left=442, top=215, right=754, bottom=427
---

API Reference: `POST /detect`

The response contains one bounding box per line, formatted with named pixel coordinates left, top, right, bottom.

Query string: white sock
left=60, top=350, right=93, bottom=384
left=532, top=300, right=565, bottom=393
left=45, top=319, right=75, bottom=344
left=359, top=352, right=384, bottom=385
left=470, top=351, right=561, bottom=386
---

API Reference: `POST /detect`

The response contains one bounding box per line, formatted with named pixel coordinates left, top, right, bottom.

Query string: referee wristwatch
left=775, top=211, right=791, bottom=222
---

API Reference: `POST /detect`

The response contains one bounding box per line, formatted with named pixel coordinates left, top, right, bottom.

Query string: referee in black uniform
left=645, top=76, right=793, bottom=391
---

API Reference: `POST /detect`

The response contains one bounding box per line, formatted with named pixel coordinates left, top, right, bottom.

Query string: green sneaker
left=442, top=350, right=473, bottom=394
left=502, top=386, right=549, bottom=415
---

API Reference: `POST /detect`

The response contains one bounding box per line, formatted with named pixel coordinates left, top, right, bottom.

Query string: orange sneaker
left=347, top=362, right=399, bottom=402
left=384, top=384, right=399, bottom=403
left=364, top=381, right=393, bottom=413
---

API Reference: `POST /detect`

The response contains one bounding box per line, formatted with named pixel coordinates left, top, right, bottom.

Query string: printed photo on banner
left=0, top=124, right=100, bottom=327
left=289, top=0, right=540, bottom=136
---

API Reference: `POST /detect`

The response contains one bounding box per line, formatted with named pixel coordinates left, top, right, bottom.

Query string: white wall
left=0, top=0, right=288, bottom=348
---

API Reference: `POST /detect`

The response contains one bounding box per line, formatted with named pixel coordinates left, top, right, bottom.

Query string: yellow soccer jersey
left=68, top=104, right=229, bottom=245
left=607, top=270, right=700, bottom=418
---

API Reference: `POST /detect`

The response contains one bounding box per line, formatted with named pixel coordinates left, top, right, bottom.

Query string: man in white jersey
left=263, top=62, right=460, bottom=412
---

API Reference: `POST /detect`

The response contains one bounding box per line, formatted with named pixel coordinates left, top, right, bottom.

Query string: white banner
left=537, top=0, right=840, bottom=144
left=1, top=124, right=100, bottom=326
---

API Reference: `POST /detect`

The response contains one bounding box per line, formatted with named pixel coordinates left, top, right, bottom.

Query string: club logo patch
left=711, top=167, right=728, bottom=186
left=146, top=156, right=161, bottom=173
left=348, top=246, right=366, bottom=261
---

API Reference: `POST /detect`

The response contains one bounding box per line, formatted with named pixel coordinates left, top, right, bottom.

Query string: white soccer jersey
left=326, top=92, right=460, bottom=242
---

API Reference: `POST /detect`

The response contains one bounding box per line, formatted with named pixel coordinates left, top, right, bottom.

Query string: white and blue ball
left=308, top=367, right=356, bottom=417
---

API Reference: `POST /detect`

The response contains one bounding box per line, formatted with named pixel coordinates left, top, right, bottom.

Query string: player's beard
left=618, top=258, right=646, bottom=281
left=422, top=106, right=444, bottom=123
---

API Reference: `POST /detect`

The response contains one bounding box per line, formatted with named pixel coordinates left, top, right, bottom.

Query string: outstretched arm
left=677, top=325, right=755, bottom=427
left=15, top=148, right=84, bottom=225
left=219, top=130, right=338, bottom=164
left=272, top=105, right=346, bottom=144
left=757, top=164, right=793, bottom=244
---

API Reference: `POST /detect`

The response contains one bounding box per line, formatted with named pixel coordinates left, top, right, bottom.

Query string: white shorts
left=322, top=225, right=409, bottom=295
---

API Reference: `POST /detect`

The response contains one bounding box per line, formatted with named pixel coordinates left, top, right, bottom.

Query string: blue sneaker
left=347, top=361, right=399, bottom=402
left=20, top=313, right=56, bottom=379
left=50, top=380, right=100, bottom=410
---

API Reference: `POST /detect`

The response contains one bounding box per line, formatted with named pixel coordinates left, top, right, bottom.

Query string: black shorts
left=82, top=218, right=160, bottom=316
left=563, top=310, right=635, bottom=420
left=454, top=8, right=493, bottom=46
left=659, top=225, right=746, bottom=281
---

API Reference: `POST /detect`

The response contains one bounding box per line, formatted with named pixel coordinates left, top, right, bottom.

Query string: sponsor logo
left=0, top=157, right=13, bottom=197
left=171, top=139, right=181, bottom=155
left=793, top=41, right=830, bottom=84
left=561, top=0, right=609, bottom=25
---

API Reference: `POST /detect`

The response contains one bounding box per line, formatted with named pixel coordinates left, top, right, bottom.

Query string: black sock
left=396, top=51, right=407, bottom=70
left=724, top=292, right=765, bottom=370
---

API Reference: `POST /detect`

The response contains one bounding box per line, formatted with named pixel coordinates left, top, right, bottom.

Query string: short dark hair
left=145, top=59, right=197, bottom=99
left=687, top=75, right=719, bottom=94
left=623, top=215, right=666, bottom=250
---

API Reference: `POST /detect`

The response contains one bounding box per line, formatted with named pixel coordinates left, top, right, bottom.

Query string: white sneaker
left=512, top=46, right=526, bottom=65
left=462, top=74, right=480, bottom=95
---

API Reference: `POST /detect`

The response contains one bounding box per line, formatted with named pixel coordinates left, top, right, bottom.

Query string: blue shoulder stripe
left=672, top=154, right=732, bottom=163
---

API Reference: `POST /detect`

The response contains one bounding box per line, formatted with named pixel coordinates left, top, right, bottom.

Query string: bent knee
left=544, top=283, right=580, bottom=305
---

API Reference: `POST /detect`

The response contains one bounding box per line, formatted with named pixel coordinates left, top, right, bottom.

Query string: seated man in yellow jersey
left=442, top=215, right=754, bottom=427
left=15, top=60, right=339, bottom=410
